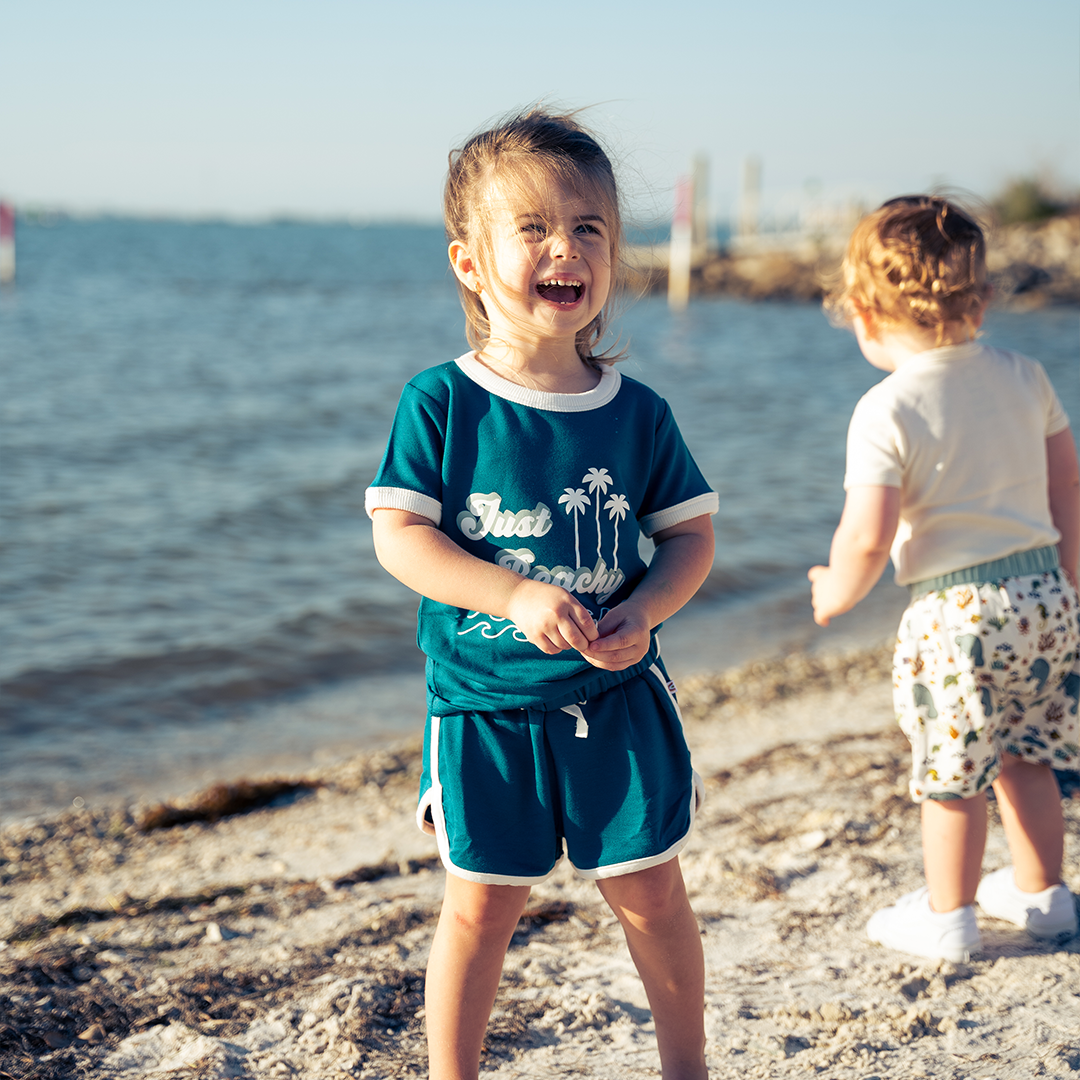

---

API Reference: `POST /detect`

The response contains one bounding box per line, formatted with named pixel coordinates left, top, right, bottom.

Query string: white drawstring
left=560, top=703, right=589, bottom=738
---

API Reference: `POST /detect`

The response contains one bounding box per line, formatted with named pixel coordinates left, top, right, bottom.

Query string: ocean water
left=2, top=217, right=1077, bottom=821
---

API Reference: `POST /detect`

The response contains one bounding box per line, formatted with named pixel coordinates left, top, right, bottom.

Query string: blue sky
left=3, top=0, right=1078, bottom=222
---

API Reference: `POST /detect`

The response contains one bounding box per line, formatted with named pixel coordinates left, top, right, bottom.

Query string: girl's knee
left=441, top=879, right=530, bottom=935
left=600, top=859, right=688, bottom=923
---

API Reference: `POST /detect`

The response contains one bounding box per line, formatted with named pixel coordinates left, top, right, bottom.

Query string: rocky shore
left=3, top=646, right=1079, bottom=1079
left=628, top=213, right=1080, bottom=306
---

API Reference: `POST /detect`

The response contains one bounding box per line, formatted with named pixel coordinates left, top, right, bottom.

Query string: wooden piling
left=0, top=202, right=14, bottom=284
left=668, top=175, right=693, bottom=311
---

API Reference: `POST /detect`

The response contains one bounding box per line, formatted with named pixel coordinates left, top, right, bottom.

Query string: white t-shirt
left=844, top=342, right=1071, bottom=585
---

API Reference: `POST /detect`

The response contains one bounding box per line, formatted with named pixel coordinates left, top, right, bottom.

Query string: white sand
left=2, top=650, right=1078, bottom=1079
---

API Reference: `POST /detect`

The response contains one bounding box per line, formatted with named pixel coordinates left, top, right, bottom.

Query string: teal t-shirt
left=366, top=353, right=718, bottom=713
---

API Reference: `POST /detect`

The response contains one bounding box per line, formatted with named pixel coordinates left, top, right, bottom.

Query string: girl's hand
left=808, top=486, right=900, bottom=628
left=807, top=564, right=839, bottom=627
left=505, top=578, right=599, bottom=655
left=580, top=602, right=651, bottom=671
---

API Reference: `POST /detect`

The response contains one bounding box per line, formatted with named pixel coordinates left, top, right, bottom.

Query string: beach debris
left=101, top=1023, right=249, bottom=1079
left=0, top=943, right=142, bottom=1079
left=798, top=828, right=830, bottom=851
left=538, top=987, right=622, bottom=1034
left=747, top=1032, right=809, bottom=1058
left=333, top=854, right=440, bottom=889
left=818, top=1001, right=854, bottom=1024
left=517, top=899, right=576, bottom=932
left=138, top=778, right=321, bottom=832
left=352, top=904, right=433, bottom=948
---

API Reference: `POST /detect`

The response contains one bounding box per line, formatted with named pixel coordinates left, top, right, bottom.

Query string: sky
left=2, top=0, right=1078, bottom=225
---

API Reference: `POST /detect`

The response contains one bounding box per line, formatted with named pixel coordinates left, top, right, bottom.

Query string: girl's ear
left=851, top=303, right=878, bottom=342
left=970, top=290, right=990, bottom=330
left=449, top=241, right=482, bottom=294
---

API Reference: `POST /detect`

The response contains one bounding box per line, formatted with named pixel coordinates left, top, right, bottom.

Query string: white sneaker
left=975, top=867, right=1079, bottom=941
left=866, top=887, right=982, bottom=962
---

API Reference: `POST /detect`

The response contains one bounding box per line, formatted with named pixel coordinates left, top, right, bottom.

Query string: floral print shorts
left=894, top=569, right=1080, bottom=802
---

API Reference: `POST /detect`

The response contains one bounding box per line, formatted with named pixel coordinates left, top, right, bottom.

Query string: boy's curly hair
left=444, top=107, right=625, bottom=365
left=825, top=195, right=991, bottom=343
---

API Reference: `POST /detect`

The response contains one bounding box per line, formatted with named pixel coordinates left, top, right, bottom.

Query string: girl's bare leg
left=921, top=793, right=987, bottom=911
left=992, top=754, right=1065, bottom=892
left=424, top=876, right=532, bottom=1080
left=597, top=858, right=707, bottom=1080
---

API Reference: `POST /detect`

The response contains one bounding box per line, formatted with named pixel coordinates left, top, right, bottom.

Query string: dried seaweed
left=0, top=943, right=140, bottom=1080
left=138, top=779, right=321, bottom=832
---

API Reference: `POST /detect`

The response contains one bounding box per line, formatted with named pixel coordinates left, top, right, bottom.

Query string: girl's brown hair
left=825, top=195, right=991, bottom=343
left=444, top=107, right=624, bottom=364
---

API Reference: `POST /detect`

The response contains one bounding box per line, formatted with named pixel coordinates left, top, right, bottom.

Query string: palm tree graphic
left=604, top=493, right=630, bottom=570
left=559, top=487, right=590, bottom=568
left=582, top=467, right=613, bottom=560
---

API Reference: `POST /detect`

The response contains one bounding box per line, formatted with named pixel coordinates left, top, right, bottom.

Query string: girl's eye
left=576, top=223, right=602, bottom=236
left=520, top=222, right=547, bottom=239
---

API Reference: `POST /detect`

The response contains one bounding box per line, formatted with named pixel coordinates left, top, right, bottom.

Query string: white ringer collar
left=454, top=352, right=621, bottom=412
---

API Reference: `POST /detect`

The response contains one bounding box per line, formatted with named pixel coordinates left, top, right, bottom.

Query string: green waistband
left=908, top=545, right=1060, bottom=597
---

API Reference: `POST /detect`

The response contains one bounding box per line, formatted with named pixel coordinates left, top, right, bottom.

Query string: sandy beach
left=3, top=646, right=1078, bottom=1080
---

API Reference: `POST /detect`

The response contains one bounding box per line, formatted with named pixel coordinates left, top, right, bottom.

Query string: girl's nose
left=550, top=231, right=579, bottom=259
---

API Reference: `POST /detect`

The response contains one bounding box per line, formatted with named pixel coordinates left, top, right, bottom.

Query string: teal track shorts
left=417, top=659, right=703, bottom=885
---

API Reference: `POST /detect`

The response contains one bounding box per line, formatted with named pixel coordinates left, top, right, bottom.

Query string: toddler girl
left=810, top=195, right=1079, bottom=962
left=366, top=108, right=716, bottom=1079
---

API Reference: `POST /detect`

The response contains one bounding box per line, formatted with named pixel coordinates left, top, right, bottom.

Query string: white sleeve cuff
left=639, top=492, right=719, bottom=538
left=365, top=486, right=442, bottom=526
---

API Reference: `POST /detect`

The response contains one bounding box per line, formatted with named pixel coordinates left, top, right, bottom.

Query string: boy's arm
left=1047, top=428, right=1080, bottom=587
left=581, top=514, right=715, bottom=672
left=808, top=485, right=900, bottom=627
left=371, top=508, right=598, bottom=654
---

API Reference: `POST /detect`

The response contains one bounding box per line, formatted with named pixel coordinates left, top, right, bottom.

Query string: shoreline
left=3, top=645, right=1078, bottom=1079
left=0, top=577, right=912, bottom=828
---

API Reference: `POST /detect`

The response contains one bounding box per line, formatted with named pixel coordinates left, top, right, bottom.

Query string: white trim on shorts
left=418, top=662, right=705, bottom=886
left=571, top=662, right=704, bottom=880
left=418, top=714, right=557, bottom=887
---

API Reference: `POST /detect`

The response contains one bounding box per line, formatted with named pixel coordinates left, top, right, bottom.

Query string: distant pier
left=625, top=212, right=1080, bottom=306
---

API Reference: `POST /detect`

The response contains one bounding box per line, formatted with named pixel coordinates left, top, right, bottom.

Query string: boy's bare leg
left=992, top=754, right=1065, bottom=893
left=597, top=858, right=707, bottom=1080
left=921, top=794, right=987, bottom=911
left=425, top=876, right=532, bottom=1080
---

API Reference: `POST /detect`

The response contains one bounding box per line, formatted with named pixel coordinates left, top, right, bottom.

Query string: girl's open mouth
left=535, top=279, right=584, bottom=304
